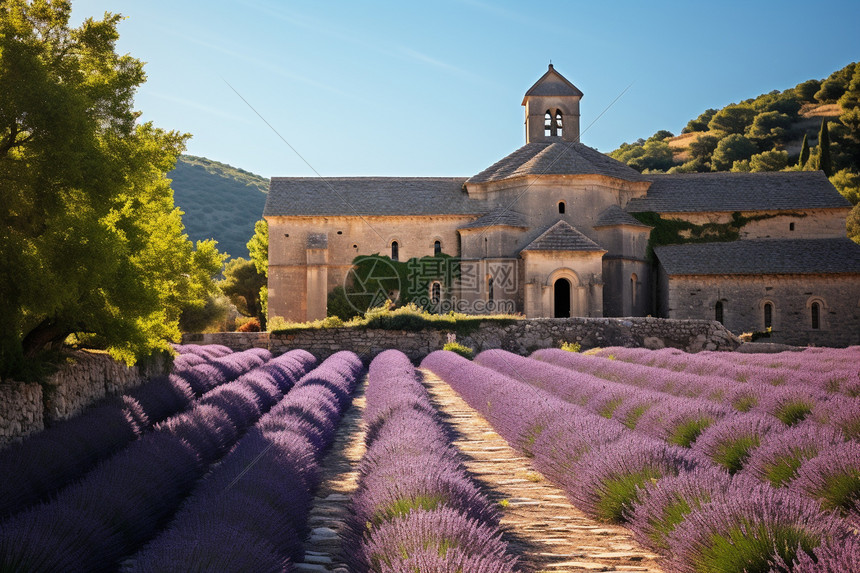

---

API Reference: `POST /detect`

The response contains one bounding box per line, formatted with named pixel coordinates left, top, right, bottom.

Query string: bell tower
left=522, top=64, right=583, bottom=143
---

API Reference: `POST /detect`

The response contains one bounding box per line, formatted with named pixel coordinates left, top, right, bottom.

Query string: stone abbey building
left=265, top=65, right=860, bottom=346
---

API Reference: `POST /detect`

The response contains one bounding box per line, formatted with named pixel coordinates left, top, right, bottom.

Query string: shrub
left=236, top=317, right=261, bottom=332
left=560, top=341, right=581, bottom=352
left=443, top=342, right=474, bottom=360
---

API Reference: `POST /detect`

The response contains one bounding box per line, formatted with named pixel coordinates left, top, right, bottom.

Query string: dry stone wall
left=184, top=317, right=739, bottom=363
left=0, top=350, right=167, bottom=449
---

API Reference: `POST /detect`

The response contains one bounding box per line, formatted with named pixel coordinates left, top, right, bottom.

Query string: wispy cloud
left=147, top=90, right=249, bottom=123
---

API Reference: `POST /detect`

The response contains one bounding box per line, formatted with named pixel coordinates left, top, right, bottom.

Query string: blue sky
left=72, top=1, right=859, bottom=179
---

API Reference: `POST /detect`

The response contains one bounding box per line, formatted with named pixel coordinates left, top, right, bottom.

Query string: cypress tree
left=798, top=133, right=810, bottom=168
left=818, top=119, right=832, bottom=176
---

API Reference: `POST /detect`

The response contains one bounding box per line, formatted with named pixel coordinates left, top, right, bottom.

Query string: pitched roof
left=522, top=64, right=583, bottom=101
left=626, top=171, right=850, bottom=213
left=594, top=204, right=652, bottom=228
left=264, top=177, right=483, bottom=216
left=467, top=142, right=646, bottom=185
left=459, top=208, right=528, bottom=230
left=655, top=238, right=860, bottom=276
left=522, top=220, right=605, bottom=252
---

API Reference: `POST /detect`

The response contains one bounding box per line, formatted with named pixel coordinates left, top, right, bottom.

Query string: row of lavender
left=346, top=350, right=517, bottom=572
left=126, top=350, right=363, bottom=572
left=528, top=348, right=859, bottom=439
left=422, top=350, right=858, bottom=572
left=479, top=350, right=858, bottom=522
left=0, top=343, right=265, bottom=518
left=0, top=347, right=320, bottom=571
left=592, top=346, right=860, bottom=396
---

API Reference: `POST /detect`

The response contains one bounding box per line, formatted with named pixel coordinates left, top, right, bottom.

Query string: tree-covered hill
left=609, top=62, right=860, bottom=242
left=169, top=155, right=268, bottom=259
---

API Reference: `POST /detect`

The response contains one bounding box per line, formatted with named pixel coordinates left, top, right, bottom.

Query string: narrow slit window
left=790, top=222, right=795, bottom=231
left=631, top=273, right=638, bottom=309
left=434, top=240, right=441, bottom=256
left=811, top=302, right=820, bottom=329
left=391, top=241, right=399, bottom=261
left=558, top=201, right=566, bottom=214
left=764, top=303, right=773, bottom=329
left=431, top=282, right=441, bottom=305
left=715, top=301, right=724, bottom=324
left=487, top=276, right=494, bottom=303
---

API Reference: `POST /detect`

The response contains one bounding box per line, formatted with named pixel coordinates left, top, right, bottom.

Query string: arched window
left=763, top=302, right=773, bottom=329
left=715, top=301, right=724, bottom=324
left=555, top=110, right=563, bottom=137
left=811, top=302, right=820, bottom=329
left=487, top=275, right=494, bottom=303
left=544, top=110, right=552, bottom=137
left=558, top=201, right=566, bottom=214
left=431, top=281, right=441, bottom=305
left=434, top=240, right=441, bottom=256
left=391, top=241, right=399, bottom=261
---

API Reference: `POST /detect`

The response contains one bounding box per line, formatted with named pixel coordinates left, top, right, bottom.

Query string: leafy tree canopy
left=682, top=108, right=718, bottom=133
left=708, top=104, right=757, bottom=135
left=0, top=1, right=225, bottom=375
left=219, top=257, right=266, bottom=328
left=247, top=219, right=268, bottom=278
left=748, top=150, right=789, bottom=172
left=711, top=134, right=757, bottom=171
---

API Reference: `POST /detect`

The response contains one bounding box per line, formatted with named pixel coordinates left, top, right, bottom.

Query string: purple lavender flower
left=743, top=423, right=845, bottom=487
left=567, top=434, right=698, bottom=523
left=665, top=483, right=852, bottom=573
left=693, top=413, right=784, bottom=473
left=785, top=534, right=860, bottom=573
left=790, top=441, right=860, bottom=526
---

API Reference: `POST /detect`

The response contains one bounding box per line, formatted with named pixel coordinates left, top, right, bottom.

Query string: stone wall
left=664, top=274, right=860, bottom=348
left=0, top=350, right=167, bottom=449
left=184, top=317, right=739, bottom=363
left=0, top=382, right=43, bottom=449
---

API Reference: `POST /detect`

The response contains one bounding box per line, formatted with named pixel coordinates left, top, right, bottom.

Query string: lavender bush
left=743, top=423, right=845, bottom=488
left=790, top=441, right=860, bottom=526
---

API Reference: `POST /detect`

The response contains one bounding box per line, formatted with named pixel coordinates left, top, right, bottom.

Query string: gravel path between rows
left=297, top=368, right=663, bottom=572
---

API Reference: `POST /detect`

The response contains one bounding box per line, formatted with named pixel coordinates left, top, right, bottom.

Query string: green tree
left=247, top=219, right=269, bottom=320
left=682, top=108, right=718, bottom=133
left=648, top=130, right=674, bottom=142
left=798, top=133, right=810, bottom=168
left=837, top=66, right=860, bottom=110
left=688, top=134, right=720, bottom=164
left=219, top=258, right=266, bottom=329
left=848, top=204, right=860, bottom=244
left=795, top=79, right=821, bottom=102
left=708, top=105, right=757, bottom=135
left=746, top=111, right=792, bottom=145
left=749, top=150, right=789, bottom=172
left=815, top=119, right=833, bottom=176
left=830, top=169, right=860, bottom=205
left=711, top=134, right=758, bottom=170
left=0, top=2, right=224, bottom=374
left=815, top=79, right=847, bottom=103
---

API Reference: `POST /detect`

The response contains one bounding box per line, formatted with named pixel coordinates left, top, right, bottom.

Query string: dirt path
left=420, top=368, right=663, bottom=573
left=297, top=370, right=662, bottom=572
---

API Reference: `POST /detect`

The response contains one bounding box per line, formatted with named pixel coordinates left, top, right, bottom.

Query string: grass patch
left=697, top=523, right=821, bottom=573
left=774, top=400, right=814, bottom=426
left=595, top=467, right=666, bottom=523
left=668, top=417, right=714, bottom=448
left=712, top=436, right=760, bottom=474
left=270, top=303, right=520, bottom=336
left=443, top=341, right=474, bottom=360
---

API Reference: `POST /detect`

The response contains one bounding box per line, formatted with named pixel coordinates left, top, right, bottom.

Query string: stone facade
left=264, top=65, right=860, bottom=346
left=184, top=317, right=739, bottom=363
left=662, top=273, right=860, bottom=347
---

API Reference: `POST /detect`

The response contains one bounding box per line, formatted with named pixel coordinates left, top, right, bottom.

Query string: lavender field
left=0, top=344, right=857, bottom=572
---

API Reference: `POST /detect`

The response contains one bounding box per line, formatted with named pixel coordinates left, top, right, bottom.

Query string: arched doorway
left=554, top=278, right=571, bottom=318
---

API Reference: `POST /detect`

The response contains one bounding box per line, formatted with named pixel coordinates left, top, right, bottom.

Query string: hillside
left=608, top=61, right=860, bottom=242
left=169, top=155, right=268, bottom=259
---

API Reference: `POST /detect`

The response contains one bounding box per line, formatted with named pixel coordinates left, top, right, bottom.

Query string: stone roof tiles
left=264, top=177, right=480, bottom=217
left=459, top=208, right=528, bottom=230
left=627, top=171, right=849, bottom=213
left=467, top=142, right=646, bottom=185
left=594, top=204, right=652, bottom=228
left=655, top=238, right=860, bottom=276
left=522, top=64, right=584, bottom=100
left=522, top=220, right=605, bottom=252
